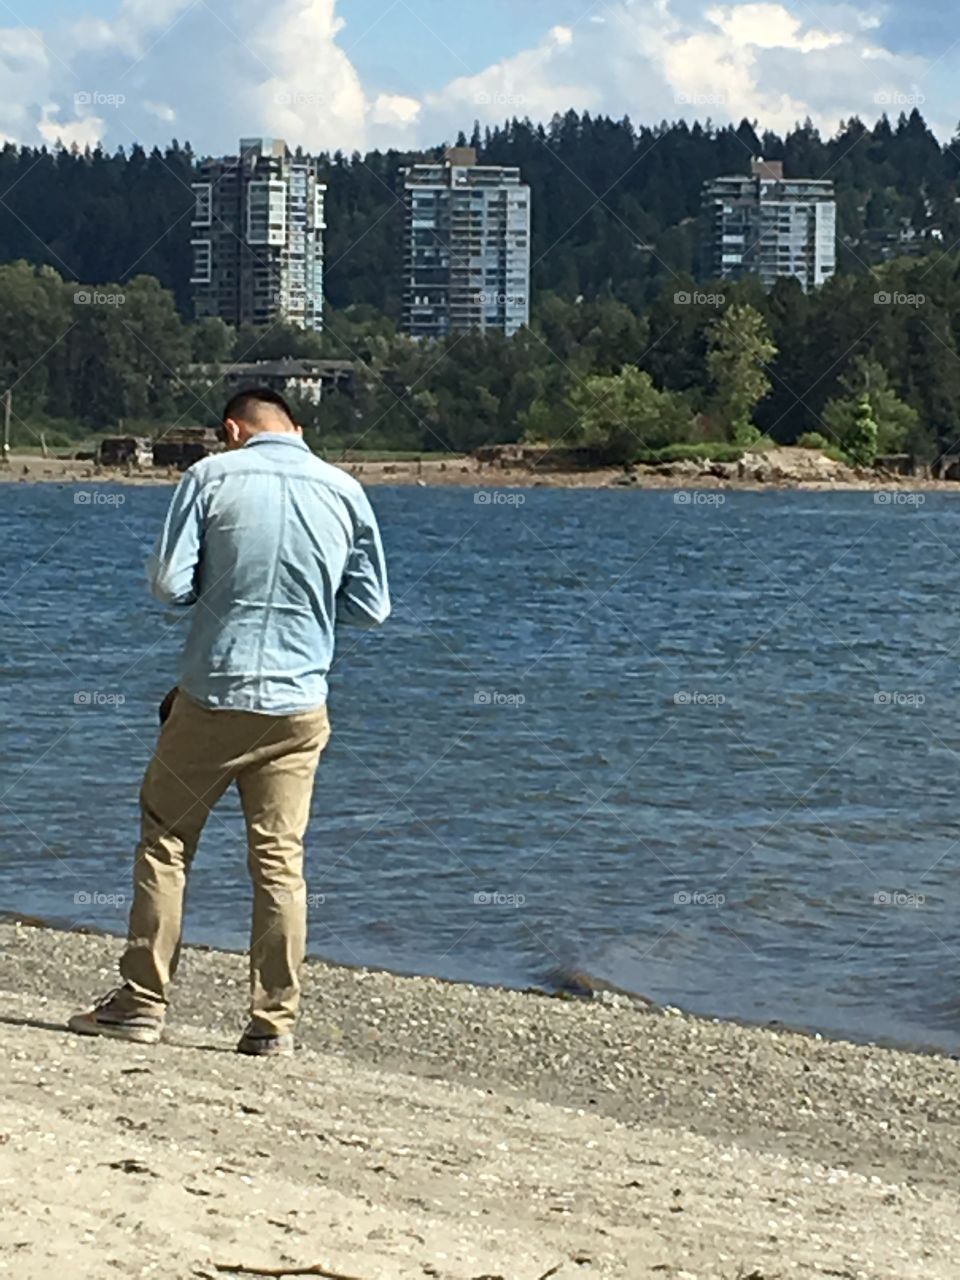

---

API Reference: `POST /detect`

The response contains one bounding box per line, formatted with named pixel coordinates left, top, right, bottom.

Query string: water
left=2, top=480, right=960, bottom=1050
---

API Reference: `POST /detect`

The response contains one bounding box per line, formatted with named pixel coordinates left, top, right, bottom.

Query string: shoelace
left=92, top=987, right=121, bottom=1011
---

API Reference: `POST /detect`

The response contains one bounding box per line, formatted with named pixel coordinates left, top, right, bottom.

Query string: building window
left=192, top=183, right=212, bottom=227
left=190, top=239, right=212, bottom=284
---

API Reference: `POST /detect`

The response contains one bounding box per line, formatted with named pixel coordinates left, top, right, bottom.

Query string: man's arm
left=146, top=471, right=205, bottom=607
left=336, top=491, right=391, bottom=628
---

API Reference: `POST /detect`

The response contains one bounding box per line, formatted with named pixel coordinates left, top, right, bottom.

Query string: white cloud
left=0, top=0, right=946, bottom=156
left=0, top=27, right=50, bottom=143
left=370, top=93, right=421, bottom=127
left=705, top=4, right=845, bottom=51
left=68, top=0, right=196, bottom=59
left=144, top=100, right=176, bottom=122
left=253, top=0, right=370, bottom=150
left=414, top=20, right=601, bottom=143
left=37, top=109, right=106, bottom=150
left=417, top=0, right=937, bottom=142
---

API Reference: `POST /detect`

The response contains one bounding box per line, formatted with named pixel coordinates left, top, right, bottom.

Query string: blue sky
left=23, top=0, right=584, bottom=77
left=0, top=0, right=954, bottom=155
left=340, top=0, right=566, bottom=91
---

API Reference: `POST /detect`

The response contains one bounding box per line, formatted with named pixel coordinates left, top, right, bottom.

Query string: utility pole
left=1, top=389, right=10, bottom=467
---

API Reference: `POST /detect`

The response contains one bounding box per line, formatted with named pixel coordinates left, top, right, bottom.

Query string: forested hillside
left=1, top=251, right=955, bottom=466
left=2, top=109, right=960, bottom=464
left=0, top=110, right=952, bottom=315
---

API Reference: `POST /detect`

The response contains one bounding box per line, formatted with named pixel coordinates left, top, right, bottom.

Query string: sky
left=0, top=0, right=954, bottom=157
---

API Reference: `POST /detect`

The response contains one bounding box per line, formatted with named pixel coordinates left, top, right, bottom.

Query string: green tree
left=0, top=263, right=71, bottom=422
left=565, top=365, right=693, bottom=462
left=68, top=274, right=188, bottom=426
left=191, top=317, right=235, bottom=363
left=706, top=303, right=778, bottom=443
left=821, top=357, right=919, bottom=456
left=844, top=395, right=879, bottom=466
left=233, top=321, right=325, bottom=361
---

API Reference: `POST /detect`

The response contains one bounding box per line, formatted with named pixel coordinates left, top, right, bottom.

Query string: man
left=69, top=390, right=390, bottom=1056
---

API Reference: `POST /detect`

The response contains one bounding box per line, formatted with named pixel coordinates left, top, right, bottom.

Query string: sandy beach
left=1, top=922, right=959, bottom=1279
left=3, top=449, right=960, bottom=494
left=0, top=451, right=612, bottom=490
left=3, top=450, right=621, bottom=490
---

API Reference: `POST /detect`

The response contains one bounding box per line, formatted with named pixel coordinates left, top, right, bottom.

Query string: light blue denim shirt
left=147, top=433, right=390, bottom=714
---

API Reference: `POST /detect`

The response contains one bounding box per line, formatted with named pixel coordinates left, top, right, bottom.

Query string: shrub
left=633, top=443, right=744, bottom=464
left=794, top=432, right=848, bottom=464
left=796, top=432, right=831, bottom=450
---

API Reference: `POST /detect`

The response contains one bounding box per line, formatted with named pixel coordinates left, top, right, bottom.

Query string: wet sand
left=1, top=920, right=960, bottom=1278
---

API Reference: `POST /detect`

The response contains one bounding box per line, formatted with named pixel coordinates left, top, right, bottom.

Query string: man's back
left=70, top=392, right=390, bottom=1058
left=148, top=433, right=390, bottom=714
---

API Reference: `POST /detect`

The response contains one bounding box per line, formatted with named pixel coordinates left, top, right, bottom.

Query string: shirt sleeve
left=146, top=470, right=205, bottom=607
left=335, top=490, right=391, bottom=628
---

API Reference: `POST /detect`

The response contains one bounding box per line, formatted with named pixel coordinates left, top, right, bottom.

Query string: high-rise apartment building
left=401, top=147, right=531, bottom=339
left=191, top=138, right=327, bottom=331
left=702, top=159, right=836, bottom=292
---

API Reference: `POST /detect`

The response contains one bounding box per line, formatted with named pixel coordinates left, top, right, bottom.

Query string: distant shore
left=2, top=919, right=960, bottom=1277
left=3, top=448, right=958, bottom=494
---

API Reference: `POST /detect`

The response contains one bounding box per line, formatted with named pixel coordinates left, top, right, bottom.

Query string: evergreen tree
left=822, top=356, right=919, bottom=456
left=845, top=395, right=880, bottom=466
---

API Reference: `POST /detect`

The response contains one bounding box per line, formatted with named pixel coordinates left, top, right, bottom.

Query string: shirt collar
left=243, top=432, right=310, bottom=451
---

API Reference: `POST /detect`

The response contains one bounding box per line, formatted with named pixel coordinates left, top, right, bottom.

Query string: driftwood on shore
left=210, top=1261, right=564, bottom=1279
left=212, top=1265, right=366, bottom=1279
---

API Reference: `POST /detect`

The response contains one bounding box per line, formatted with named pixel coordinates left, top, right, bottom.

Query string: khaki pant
left=117, top=692, right=331, bottom=1035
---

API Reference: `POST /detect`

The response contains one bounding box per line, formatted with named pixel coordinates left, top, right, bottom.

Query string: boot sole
left=236, top=1040, right=294, bottom=1057
left=68, top=1014, right=163, bottom=1044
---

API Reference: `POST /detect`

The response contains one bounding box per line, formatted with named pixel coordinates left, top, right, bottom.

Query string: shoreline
left=3, top=922, right=960, bottom=1277
left=3, top=449, right=959, bottom=494
left=1, top=908, right=952, bottom=1060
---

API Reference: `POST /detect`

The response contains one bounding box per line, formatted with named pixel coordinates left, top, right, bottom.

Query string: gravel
left=1, top=921, right=959, bottom=1279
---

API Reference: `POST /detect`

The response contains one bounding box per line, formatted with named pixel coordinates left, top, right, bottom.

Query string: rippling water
left=3, top=480, right=960, bottom=1048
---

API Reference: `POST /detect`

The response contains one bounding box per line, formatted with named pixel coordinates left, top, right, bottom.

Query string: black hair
left=222, top=387, right=296, bottom=428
